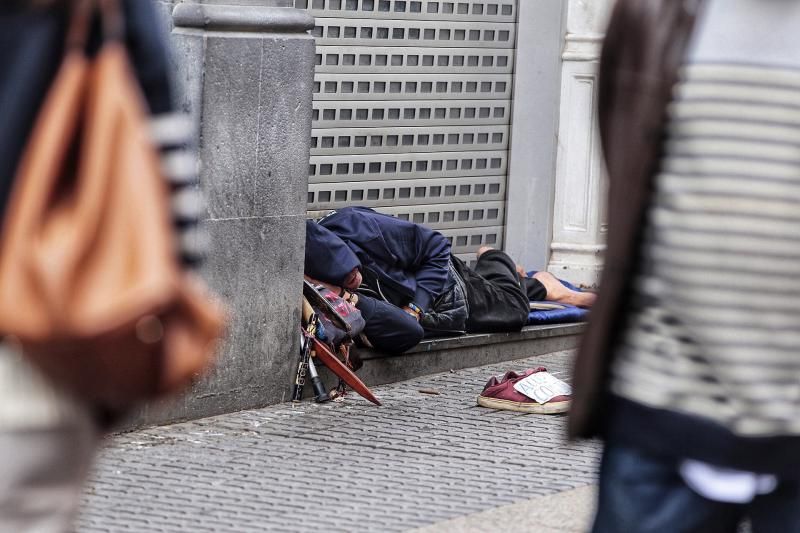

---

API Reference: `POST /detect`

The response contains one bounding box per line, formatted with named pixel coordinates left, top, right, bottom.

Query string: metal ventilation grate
left=312, top=100, right=511, bottom=127
left=296, top=0, right=516, bottom=22
left=312, top=74, right=511, bottom=100
left=298, top=0, right=517, bottom=260
left=311, top=125, right=508, bottom=155
left=314, top=47, right=514, bottom=74
left=309, top=19, right=515, bottom=48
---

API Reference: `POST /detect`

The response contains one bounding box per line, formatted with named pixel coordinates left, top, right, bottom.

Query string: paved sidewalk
left=78, top=350, right=600, bottom=532
left=412, top=485, right=597, bottom=533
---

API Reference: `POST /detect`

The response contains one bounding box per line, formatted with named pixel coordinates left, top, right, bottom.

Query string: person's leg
left=522, top=276, right=547, bottom=301
left=356, top=295, right=424, bottom=354
left=472, top=247, right=523, bottom=287
left=593, top=443, right=743, bottom=533
left=0, top=423, right=97, bottom=532
left=464, top=249, right=529, bottom=332
left=476, top=247, right=595, bottom=307
left=748, top=478, right=800, bottom=533
left=532, top=270, right=596, bottom=307
left=0, top=345, right=99, bottom=533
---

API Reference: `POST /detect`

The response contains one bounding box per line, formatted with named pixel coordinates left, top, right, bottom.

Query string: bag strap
left=98, top=0, right=124, bottom=43
left=65, top=0, right=124, bottom=53
left=65, top=0, right=93, bottom=51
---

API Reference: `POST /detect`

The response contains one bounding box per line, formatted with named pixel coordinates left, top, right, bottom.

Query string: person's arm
left=407, top=223, right=451, bottom=313
left=597, top=0, right=644, bottom=195
left=123, top=0, right=206, bottom=266
left=324, top=208, right=451, bottom=314
left=122, top=0, right=173, bottom=115
left=597, top=0, right=628, bottom=169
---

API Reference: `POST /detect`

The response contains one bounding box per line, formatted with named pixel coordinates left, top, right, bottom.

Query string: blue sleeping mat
left=527, top=303, right=588, bottom=325
left=525, top=271, right=589, bottom=325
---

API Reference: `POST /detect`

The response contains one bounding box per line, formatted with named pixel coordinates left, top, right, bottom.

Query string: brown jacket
left=568, top=0, right=705, bottom=439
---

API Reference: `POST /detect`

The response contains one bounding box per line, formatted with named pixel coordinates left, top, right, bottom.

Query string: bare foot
left=477, top=246, right=495, bottom=258
left=532, top=271, right=597, bottom=308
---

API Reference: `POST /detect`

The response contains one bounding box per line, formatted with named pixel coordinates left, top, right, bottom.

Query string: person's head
left=343, top=267, right=362, bottom=290
left=304, top=220, right=362, bottom=288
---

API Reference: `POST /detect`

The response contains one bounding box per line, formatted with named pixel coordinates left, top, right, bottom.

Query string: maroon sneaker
left=477, top=367, right=571, bottom=414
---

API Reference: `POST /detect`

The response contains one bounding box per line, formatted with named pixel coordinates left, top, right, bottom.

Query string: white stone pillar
left=546, top=0, right=612, bottom=288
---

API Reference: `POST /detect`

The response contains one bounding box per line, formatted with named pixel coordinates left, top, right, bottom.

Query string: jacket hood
left=304, top=220, right=361, bottom=286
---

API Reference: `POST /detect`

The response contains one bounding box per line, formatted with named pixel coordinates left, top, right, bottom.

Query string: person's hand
left=343, top=268, right=362, bottom=290
left=402, top=306, right=421, bottom=322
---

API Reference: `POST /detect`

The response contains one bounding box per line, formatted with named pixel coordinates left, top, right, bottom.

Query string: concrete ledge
left=173, top=4, right=315, bottom=32
left=317, top=323, right=586, bottom=392
left=381, top=322, right=585, bottom=357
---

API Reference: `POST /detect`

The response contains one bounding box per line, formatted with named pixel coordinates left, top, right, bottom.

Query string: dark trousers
left=355, top=294, right=423, bottom=355
left=522, top=276, right=547, bottom=301
left=461, top=250, right=538, bottom=333
left=593, top=443, right=800, bottom=533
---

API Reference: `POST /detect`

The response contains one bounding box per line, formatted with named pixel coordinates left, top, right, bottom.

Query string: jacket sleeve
left=597, top=0, right=630, bottom=171
left=408, top=224, right=451, bottom=311
left=123, top=0, right=173, bottom=115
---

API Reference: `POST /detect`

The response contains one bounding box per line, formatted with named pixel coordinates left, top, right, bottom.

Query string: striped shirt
left=151, top=112, right=208, bottom=265
left=611, top=0, right=800, bottom=438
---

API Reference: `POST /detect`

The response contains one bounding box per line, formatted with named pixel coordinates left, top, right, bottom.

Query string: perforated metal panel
left=298, top=0, right=518, bottom=260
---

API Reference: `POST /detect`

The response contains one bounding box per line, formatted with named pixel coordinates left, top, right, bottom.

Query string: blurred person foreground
left=0, top=1, right=223, bottom=531
left=570, top=0, right=800, bottom=531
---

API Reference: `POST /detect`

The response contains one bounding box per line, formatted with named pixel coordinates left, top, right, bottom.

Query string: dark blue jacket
left=315, top=207, right=452, bottom=312
left=304, top=220, right=361, bottom=286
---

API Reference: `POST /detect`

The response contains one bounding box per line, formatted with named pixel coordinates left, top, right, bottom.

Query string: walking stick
left=292, top=298, right=317, bottom=403
left=310, top=336, right=381, bottom=406
left=306, top=356, right=331, bottom=403
left=292, top=330, right=312, bottom=403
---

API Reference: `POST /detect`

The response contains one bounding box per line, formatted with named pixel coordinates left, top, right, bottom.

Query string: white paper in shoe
left=513, top=372, right=572, bottom=404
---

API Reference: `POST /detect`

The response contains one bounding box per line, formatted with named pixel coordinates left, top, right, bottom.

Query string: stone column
left=136, top=0, right=315, bottom=425
left=546, top=0, right=612, bottom=288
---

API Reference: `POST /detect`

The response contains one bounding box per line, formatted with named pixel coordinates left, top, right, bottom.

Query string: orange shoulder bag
left=0, top=0, right=226, bottom=414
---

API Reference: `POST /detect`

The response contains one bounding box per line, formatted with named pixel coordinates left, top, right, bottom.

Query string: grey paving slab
left=78, top=350, right=601, bottom=532
left=411, top=485, right=597, bottom=533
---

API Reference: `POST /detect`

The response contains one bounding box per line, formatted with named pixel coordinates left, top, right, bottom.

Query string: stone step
left=317, top=323, right=585, bottom=394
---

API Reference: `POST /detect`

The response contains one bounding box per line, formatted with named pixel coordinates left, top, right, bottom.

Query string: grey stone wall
left=133, top=0, right=315, bottom=427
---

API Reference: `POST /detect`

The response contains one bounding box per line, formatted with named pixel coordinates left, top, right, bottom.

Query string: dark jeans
left=593, top=443, right=800, bottom=533
left=355, top=294, right=423, bottom=355
left=522, top=276, right=547, bottom=301
left=460, top=250, right=533, bottom=333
